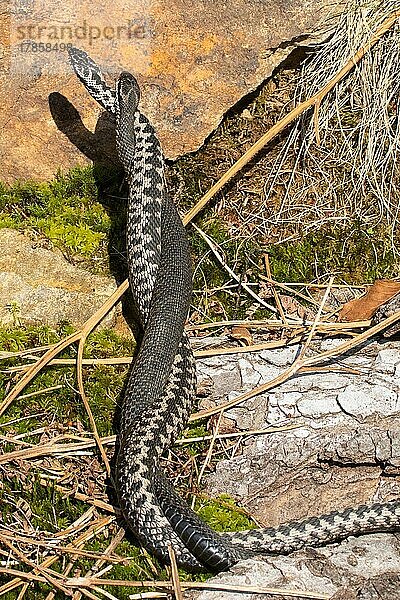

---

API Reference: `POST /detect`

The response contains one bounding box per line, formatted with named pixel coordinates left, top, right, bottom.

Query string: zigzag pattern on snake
left=68, top=47, right=400, bottom=572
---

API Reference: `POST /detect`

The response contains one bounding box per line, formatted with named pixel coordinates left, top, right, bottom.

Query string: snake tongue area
left=68, top=46, right=400, bottom=573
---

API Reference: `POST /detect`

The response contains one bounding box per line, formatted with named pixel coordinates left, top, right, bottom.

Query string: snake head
left=67, top=46, right=117, bottom=114
left=117, top=71, right=141, bottom=115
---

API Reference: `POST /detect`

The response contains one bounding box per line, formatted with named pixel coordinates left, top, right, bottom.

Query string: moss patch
left=195, top=494, right=255, bottom=533
left=0, top=323, right=134, bottom=432
left=267, top=223, right=399, bottom=285
left=0, top=166, right=123, bottom=272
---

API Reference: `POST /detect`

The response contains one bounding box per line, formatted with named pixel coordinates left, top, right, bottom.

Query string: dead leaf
left=199, top=399, right=237, bottom=434
left=16, top=498, right=33, bottom=533
left=231, top=326, right=253, bottom=345
left=196, top=379, right=213, bottom=398
left=16, top=498, right=32, bottom=519
left=339, top=279, right=400, bottom=322
left=259, top=281, right=274, bottom=299
left=279, top=295, right=315, bottom=321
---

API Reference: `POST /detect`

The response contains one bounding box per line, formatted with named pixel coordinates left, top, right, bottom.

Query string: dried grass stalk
left=262, top=1, right=400, bottom=240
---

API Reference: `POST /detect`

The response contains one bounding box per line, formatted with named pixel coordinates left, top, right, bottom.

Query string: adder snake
left=68, top=47, right=400, bottom=571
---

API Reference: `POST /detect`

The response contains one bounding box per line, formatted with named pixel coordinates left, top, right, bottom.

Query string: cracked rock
left=190, top=536, right=400, bottom=600
left=193, top=337, right=400, bottom=598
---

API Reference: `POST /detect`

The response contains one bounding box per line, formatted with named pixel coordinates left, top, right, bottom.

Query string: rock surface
left=0, top=228, right=119, bottom=327
left=189, top=536, right=400, bottom=600
left=1, top=0, right=335, bottom=182
left=191, top=337, right=400, bottom=598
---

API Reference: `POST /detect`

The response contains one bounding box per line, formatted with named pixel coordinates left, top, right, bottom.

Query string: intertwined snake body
left=68, top=48, right=400, bottom=571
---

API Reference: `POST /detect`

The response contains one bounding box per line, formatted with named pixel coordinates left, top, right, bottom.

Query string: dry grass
left=262, top=0, right=400, bottom=240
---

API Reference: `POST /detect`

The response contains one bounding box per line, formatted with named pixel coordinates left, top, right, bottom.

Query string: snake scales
left=68, top=47, right=400, bottom=571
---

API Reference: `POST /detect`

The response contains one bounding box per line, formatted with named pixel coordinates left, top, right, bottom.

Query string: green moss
left=83, top=328, right=133, bottom=358
left=267, top=222, right=399, bottom=284
left=181, top=423, right=209, bottom=456
left=0, top=323, right=134, bottom=433
left=0, top=166, right=123, bottom=270
left=184, top=424, right=208, bottom=438
left=195, top=494, right=255, bottom=533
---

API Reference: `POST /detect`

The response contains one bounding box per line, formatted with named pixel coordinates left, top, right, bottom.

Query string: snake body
left=68, top=48, right=400, bottom=571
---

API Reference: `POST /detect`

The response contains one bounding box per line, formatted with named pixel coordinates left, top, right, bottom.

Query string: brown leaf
left=279, top=295, right=315, bottom=321
left=259, top=281, right=274, bottom=299
left=231, top=326, right=253, bottom=345
left=208, top=413, right=237, bottom=435
left=198, top=399, right=237, bottom=434
left=339, top=279, right=400, bottom=322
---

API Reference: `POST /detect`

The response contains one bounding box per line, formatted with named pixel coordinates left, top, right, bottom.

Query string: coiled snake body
left=68, top=48, right=400, bottom=571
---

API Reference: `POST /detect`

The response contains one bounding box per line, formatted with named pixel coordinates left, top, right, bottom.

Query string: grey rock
left=190, top=535, right=400, bottom=600
left=337, top=383, right=399, bottom=420
left=193, top=337, right=400, bottom=597
left=0, top=228, right=119, bottom=328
